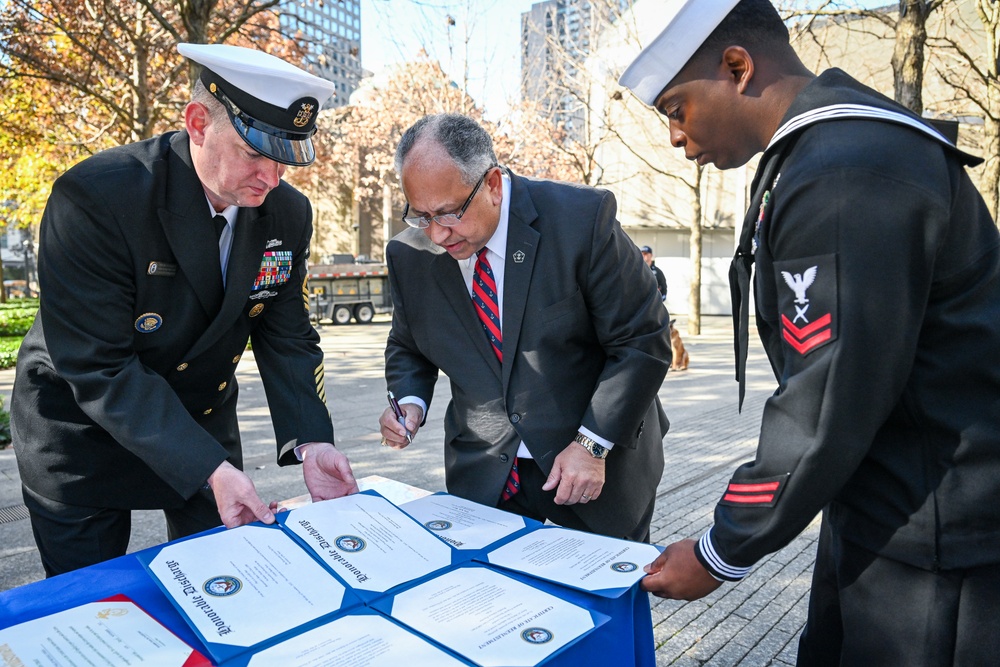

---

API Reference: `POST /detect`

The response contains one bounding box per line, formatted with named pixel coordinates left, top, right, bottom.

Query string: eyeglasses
left=401, top=167, right=495, bottom=229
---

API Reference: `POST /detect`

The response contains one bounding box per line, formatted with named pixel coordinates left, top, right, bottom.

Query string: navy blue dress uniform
left=622, top=1, right=1000, bottom=663
left=11, top=44, right=338, bottom=575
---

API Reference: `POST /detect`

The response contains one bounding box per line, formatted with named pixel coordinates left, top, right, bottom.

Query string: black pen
left=387, top=390, right=413, bottom=444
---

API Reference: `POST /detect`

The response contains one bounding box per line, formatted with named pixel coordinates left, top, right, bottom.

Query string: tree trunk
left=381, top=183, right=393, bottom=261
left=892, top=0, right=930, bottom=113
left=978, top=0, right=1000, bottom=222
left=687, top=165, right=703, bottom=336
left=132, top=4, right=152, bottom=141
left=182, top=0, right=216, bottom=45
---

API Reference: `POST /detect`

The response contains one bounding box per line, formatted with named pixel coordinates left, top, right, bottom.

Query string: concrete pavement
left=0, top=315, right=816, bottom=665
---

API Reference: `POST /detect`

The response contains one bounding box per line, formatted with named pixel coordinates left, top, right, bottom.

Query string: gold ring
left=380, top=436, right=388, bottom=446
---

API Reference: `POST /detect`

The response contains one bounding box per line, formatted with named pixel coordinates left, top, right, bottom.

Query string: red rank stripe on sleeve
left=722, top=480, right=782, bottom=505
left=781, top=313, right=832, bottom=355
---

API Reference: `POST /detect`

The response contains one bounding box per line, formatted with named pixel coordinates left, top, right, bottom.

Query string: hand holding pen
left=384, top=390, right=413, bottom=446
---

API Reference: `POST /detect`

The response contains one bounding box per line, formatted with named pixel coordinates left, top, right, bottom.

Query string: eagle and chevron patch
left=775, top=254, right=837, bottom=356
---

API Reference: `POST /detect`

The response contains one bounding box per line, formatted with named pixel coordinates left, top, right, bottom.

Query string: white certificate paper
left=0, top=596, right=209, bottom=666
left=387, top=567, right=596, bottom=667
left=484, top=527, right=662, bottom=595
left=144, top=525, right=348, bottom=650
left=283, top=492, right=453, bottom=593
left=246, top=614, right=468, bottom=667
left=401, top=493, right=529, bottom=550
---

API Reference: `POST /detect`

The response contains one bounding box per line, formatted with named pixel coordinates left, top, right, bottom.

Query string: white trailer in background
left=307, top=263, right=392, bottom=325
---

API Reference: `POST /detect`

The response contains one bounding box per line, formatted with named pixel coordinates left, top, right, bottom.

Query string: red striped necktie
left=472, top=249, right=502, bottom=362
left=472, top=249, right=520, bottom=500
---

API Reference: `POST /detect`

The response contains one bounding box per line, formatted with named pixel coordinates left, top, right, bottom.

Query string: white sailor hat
left=177, top=43, right=336, bottom=166
left=619, top=0, right=741, bottom=107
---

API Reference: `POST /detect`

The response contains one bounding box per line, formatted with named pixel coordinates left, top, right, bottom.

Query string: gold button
left=203, top=408, right=212, bottom=415
left=232, top=355, right=242, bottom=364
left=218, top=381, right=227, bottom=391
left=177, top=362, right=189, bottom=371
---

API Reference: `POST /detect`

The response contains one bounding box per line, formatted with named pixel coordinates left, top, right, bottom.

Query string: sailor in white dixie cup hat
left=618, top=1, right=1000, bottom=664
left=178, top=43, right=336, bottom=166
left=617, top=0, right=740, bottom=107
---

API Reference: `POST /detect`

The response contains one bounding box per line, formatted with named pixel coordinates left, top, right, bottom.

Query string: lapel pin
left=135, top=313, right=163, bottom=333
left=512, top=250, right=525, bottom=264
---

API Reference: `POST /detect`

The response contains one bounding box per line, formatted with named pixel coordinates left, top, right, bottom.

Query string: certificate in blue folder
left=233, top=607, right=475, bottom=667
left=276, top=490, right=463, bottom=602
left=370, top=563, right=609, bottom=667
left=137, top=522, right=361, bottom=664
left=477, top=525, right=665, bottom=599
left=399, top=491, right=542, bottom=552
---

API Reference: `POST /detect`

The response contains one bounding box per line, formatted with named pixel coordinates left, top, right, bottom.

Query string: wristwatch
left=574, top=432, right=608, bottom=459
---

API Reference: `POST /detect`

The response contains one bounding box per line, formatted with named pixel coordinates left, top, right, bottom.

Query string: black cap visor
left=228, top=111, right=316, bottom=166
left=202, top=70, right=318, bottom=166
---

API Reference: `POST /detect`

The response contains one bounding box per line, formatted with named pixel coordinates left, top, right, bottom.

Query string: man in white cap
left=620, top=0, right=1000, bottom=663
left=11, top=43, right=359, bottom=577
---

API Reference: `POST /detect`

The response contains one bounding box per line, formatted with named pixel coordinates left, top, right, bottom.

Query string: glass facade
left=279, top=0, right=362, bottom=107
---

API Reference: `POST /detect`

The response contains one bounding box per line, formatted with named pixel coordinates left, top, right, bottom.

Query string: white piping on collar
left=767, top=103, right=950, bottom=151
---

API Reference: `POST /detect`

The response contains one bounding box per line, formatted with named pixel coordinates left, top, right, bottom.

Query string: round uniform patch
left=335, top=535, right=366, bottom=552
left=135, top=313, right=163, bottom=333
left=610, top=561, right=638, bottom=573
left=203, top=575, right=242, bottom=597
left=521, top=628, right=553, bottom=644
left=424, top=520, right=452, bottom=531
left=249, top=303, right=265, bottom=318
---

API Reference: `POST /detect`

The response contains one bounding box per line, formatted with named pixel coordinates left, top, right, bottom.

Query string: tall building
left=279, top=0, right=362, bottom=107
left=520, top=0, right=629, bottom=141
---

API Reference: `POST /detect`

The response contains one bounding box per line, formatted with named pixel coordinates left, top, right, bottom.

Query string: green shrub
left=0, top=394, right=10, bottom=447
left=0, top=300, right=37, bottom=367
left=0, top=337, right=20, bottom=370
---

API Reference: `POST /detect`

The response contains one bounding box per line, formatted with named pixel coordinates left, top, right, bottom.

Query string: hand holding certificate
left=482, top=526, right=663, bottom=597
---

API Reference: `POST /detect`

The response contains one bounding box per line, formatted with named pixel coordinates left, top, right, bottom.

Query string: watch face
left=592, top=443, right=607, bottom=458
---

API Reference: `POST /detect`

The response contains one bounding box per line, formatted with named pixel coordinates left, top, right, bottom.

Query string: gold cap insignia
left=293, top=103, right=315, bottom=128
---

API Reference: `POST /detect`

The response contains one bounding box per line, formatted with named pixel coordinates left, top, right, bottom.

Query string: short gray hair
left=191, top=78, right=230, bottom=128
left=394, top=114, right=497, bottom=185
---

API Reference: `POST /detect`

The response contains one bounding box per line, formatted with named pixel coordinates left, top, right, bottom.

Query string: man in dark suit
left=640, top=245, right=668, bottom=302
left=11, top=43, right=358, bottom=577
left=378, top=114, right=671, bottom=541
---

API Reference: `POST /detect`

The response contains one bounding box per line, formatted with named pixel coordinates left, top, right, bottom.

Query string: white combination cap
left=618, top=0, right=741, bottom=107
left=177, top=43, right=336, bottom=166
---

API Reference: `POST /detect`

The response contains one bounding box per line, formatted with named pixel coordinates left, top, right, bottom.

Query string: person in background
left=620, top=0, right=1000, bottom=664
left=379, top=113, right=671, bottom=542
left=11, top=43, right=358, bottom=577
left=640, top=245, right=667, bottom=302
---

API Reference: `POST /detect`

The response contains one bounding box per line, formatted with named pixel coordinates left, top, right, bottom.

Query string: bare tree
left=783, top=1, right=946, bottom=113
left=785, top=1, right=1000, bottom=221
left=602, top=106, right=708, bottom=334
left=931, top=1, right=1000, bottom=219
left=517, top=0, right=634, bottom=186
